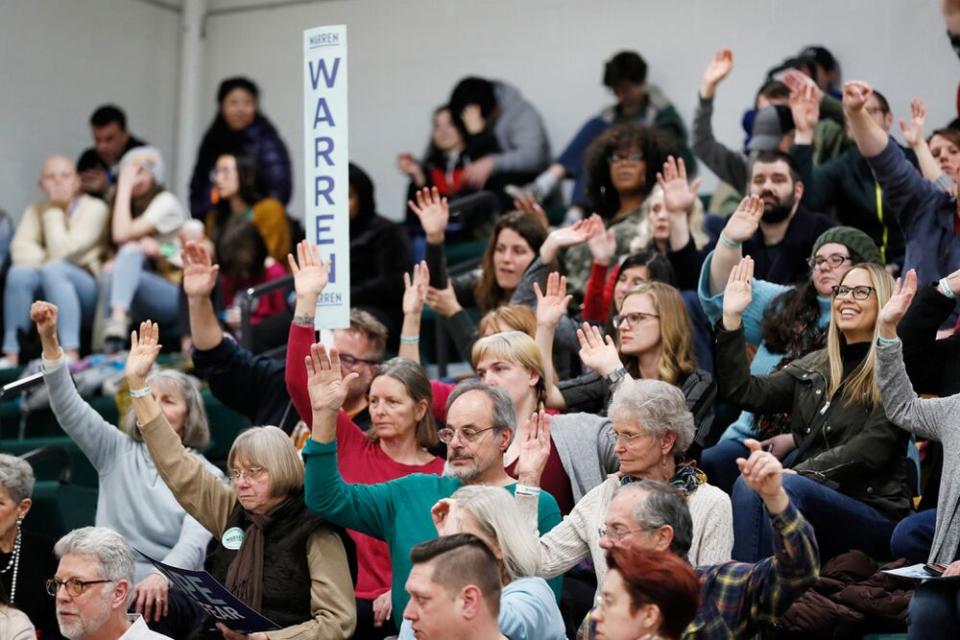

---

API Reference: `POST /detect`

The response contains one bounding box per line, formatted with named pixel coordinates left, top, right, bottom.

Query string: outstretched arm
left=534, top=273, right=572, bottom=410
left=399, top=261, right=429, bottom=363
left=844, top=81, right=889, bottom=158
left=709, top=195, right=764, bottom=295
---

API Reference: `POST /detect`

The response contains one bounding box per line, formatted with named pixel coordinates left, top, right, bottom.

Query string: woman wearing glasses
left=537, top=275, right=715, bottom=459
left=718, top=257, right=912, bottom=563
left=698, top=211, right=885, bottom=493
left=126, top=321, right=356, bottom=639
left=32, top=301, right=218, bottom=635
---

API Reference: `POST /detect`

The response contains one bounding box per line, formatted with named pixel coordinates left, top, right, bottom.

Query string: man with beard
left=303, top=366, right=562, bottom=631
left=51, top=527, right=170, bottom=639
left=722, top=150, right=834, bottom=285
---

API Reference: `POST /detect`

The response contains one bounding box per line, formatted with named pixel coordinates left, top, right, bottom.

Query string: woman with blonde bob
left=126, top=321, right=356, bottom=639
left=396, top=485, right=566, bottom=640
left=718, top=258, right=913, bottom=563
left=537, top=275, right=715, bottom=456
left=469, top=330, right=618, bottom=515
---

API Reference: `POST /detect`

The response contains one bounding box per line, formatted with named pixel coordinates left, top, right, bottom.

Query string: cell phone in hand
left=923, top=562, right=947, bottom=576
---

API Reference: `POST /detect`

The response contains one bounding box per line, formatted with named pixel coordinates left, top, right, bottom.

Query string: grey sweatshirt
left=43, top=356, right=220, bottom=581
left=877, top=340, right=960, bottom=564
left=491, top=81, right=552, bottom=174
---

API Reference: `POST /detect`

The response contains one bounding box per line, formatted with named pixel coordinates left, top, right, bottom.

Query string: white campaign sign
left=303, top=24, right=349, bottom=328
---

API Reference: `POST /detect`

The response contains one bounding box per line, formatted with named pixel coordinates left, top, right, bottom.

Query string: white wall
left=3, top=0, right=956, bottom=224
left=0, top=0, right=181, bottom=220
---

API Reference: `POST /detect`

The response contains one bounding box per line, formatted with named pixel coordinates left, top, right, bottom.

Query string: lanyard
left=875, top=182, right=887, bottom=263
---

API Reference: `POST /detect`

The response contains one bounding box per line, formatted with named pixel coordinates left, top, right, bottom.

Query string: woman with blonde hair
left=718, top=257, right=912, bottom=563
left=537, top=274, right=715, bottom=455
left=127, top=320, right=356, bottom=639
left=396, top=485, right=565, bottom=640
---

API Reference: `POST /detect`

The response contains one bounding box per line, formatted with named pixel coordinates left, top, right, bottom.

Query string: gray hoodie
left=491, top=81, right=552, bottom=174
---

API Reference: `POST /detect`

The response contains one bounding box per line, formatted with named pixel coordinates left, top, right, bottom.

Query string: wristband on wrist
left=719, top=232, right=742, bottom=249
left=399, top=335, right=420, bottom=345
left=515, top=484, right=541, bottom=496
left=939, top=277, right=957, bottom=299
left=877, top=335, right=901, bottom=347
left=129, top=386, right=152, bottom=399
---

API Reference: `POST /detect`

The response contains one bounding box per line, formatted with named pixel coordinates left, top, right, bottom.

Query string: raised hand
left=30, top=301, right=58, bottom=342
left=408, top=187, right=450, bottom=243
left=577, top=321, right=624, bottom=377
left=723, top=195, right=764, bottom=243
left=402, top=261, right=430, bottom=316
left=305, top=342, right=359, bottom=413
left=789, top=83, right=821, bottom=136
left=736, top=438, right=788, bottom=512
left=430, top=498, right=462, bottom=536
left=181, top=241, right=220, bottom=299
left=878, top=269, right=918, bottom=336
left=126, top=321, right=162, bottom=384
left=288, top=240, right=330, bottom=300
left=899, top=98, right=928, bottom=147
left=782, top=69, right=821, bottom=97
left=586, top=214, right=617, bottom=265
left=516, top=410, right=552, bottom=486
left=657, top=156, right=702, bottom=213
left=842, top=80, right=873, bottom=115
left=701, top=49, right=733, bottom=98
left=722, top=257, right=754, bottom=329
left=513, top=192, right=550, bottom=229
left=534, top=271, right=572, bottom=330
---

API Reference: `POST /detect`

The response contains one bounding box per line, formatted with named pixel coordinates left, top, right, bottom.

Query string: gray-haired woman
left=0, top=454, right=60, bottom=639
left=31, top=300, right=221, bottom=630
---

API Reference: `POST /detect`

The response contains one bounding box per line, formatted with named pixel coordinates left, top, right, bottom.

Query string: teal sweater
left=302, top=439, right=563, bottom=627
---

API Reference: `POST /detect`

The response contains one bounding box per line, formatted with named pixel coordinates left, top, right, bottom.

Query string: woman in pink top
left=284, top=241, right=444, bottom=638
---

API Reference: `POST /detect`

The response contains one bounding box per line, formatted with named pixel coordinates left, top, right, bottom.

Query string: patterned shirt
left=578, top=502, right=819, bottom=640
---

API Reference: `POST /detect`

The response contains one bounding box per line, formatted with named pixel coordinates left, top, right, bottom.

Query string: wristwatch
left=605, top=367, right=628, bottom=387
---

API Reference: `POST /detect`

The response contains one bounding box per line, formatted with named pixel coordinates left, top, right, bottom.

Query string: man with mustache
left=302, top=353, right=562, bottom=631
left=719, top=150, right=834, bottom=285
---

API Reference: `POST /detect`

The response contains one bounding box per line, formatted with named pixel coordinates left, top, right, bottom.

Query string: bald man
left=3, top=156, right=108, bottom=365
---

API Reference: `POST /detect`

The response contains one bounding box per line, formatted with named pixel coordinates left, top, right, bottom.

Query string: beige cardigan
left=138, top=414, right=357, bottom=640
left=11, top=194, right=108, bottom=274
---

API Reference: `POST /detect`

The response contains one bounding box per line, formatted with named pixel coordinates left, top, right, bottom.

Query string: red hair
left=606, top=548, right=700, bottom=639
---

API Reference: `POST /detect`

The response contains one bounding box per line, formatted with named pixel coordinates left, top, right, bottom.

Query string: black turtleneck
left=839, top=339, right=871, bottom=380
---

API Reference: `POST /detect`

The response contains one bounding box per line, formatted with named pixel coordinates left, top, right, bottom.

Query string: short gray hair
left=124, top=369, right=210, bottom=450
left=445, top=380, right=516, bottom=443
left=614, top=481, right=693, bottom=558
left=0, top=454, right=34, bottom=503
left=55, top=527, right=135, bottom=603
left=607, top=378, right=694, bottom=457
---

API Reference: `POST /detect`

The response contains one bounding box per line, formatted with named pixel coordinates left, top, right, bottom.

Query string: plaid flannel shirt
left=578, top=501, right=819, bottom=640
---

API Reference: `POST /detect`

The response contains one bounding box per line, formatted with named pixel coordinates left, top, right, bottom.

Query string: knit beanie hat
left=119, top=146, right=164, bottom=186
left=811, top=226, right=882, bottom=265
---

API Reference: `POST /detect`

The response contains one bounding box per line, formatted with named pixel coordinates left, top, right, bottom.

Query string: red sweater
left=286, top=323, right=444, bottom=599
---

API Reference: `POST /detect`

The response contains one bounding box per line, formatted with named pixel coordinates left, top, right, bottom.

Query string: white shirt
left=119, top=614, right=173, bottom=639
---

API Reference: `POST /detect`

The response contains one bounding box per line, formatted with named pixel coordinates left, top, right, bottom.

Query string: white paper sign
left=303, top=24, right=349, bottom=328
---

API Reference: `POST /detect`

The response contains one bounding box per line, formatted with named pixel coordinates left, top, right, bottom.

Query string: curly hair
left=583, top=124, right=678, bottom=219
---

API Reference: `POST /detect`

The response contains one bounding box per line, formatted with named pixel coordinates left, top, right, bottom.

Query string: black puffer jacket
left=716, top=324, right=912, bottom=519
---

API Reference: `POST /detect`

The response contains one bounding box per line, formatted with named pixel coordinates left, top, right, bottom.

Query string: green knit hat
left=811, top=226, right=882, bottom=265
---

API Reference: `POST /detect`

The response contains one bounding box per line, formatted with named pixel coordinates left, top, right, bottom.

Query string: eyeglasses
left=612, top=312, right=659, bottom=329
left=597, top=523, right=647, bottom=542
left=46, top=578, right=114, bottom=598
left=437, top=425, right=498, bottom=444
left=832, top=285, right=875, bottom=301
left=338, top=353, right=380, bottom=369
left=606, top=430, right=649, bottom=446
left=608, top=152, right=644, bottom=165
left=229, top=466, right=268, bottom=482
left=807, top=254, right=852, bottom=269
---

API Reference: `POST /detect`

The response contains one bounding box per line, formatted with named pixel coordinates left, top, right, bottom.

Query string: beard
left=759, top=189, right=796, bottom=223
left=446, top=448, right=481, bottom=481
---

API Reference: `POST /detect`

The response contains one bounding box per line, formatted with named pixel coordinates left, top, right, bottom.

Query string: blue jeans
left=908, top=581, right=960, bottom=639
left=3, top=261, right=97, bottom=352
left=102, top=244, right=179, bottom=325
left=700, top=439, right=748, bottom=494
left=732, top=473, right=895, bottom=562
left=891, top=508, right=937, bottom=564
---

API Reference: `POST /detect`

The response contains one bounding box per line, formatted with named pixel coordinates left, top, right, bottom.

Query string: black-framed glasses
left=437, top=425, right=498, bottom=444
left=338, top=353, right=380, bottom=368
left=612, top=312, right=660, bottom=329
left=807, top=254, right=852, bottom=269
left=832, top=285, right=875, bottom=300
left=608, top=152, right=644, bottom=165
left=46, top=578, right=115, bottom=598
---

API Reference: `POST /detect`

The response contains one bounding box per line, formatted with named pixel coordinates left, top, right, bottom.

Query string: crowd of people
left=5, top=5, right=960, bottom=639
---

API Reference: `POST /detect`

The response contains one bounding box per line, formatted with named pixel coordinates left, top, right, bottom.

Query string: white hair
left=54, top=527, right=135, bottom=604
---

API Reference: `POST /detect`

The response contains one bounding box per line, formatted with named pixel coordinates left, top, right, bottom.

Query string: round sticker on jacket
left=222, top=527, right=244, bottom=550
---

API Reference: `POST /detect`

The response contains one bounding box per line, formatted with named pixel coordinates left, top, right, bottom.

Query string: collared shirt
left=578, top=502, right=819, bottom=640
left=119, top=614, right=173, bottom=639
